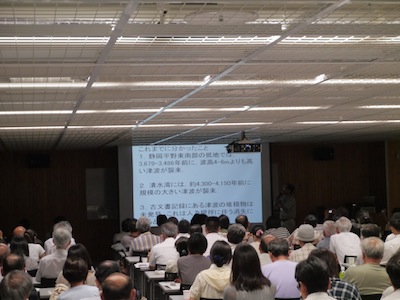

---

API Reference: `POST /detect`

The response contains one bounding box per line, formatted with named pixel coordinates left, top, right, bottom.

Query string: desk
left=144, top=270, right=166, bottom=300
left=158, top=281, right=181, bottom=300
left=37, top=287, right=54, bottom=299
left=169, top=295, right=184, bottom=300
left=134, top=262, right=150, bottom=298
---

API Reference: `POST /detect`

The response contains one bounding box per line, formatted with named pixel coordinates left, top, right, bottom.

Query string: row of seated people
left=0, top=254, right=137, bottom=300
left=110, top=210, right=400, bottom=300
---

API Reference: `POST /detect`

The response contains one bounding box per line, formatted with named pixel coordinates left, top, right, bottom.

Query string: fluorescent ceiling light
left=0, top=126, right=64, bottom=130
left=1, top=78, right=399, bottom=89
left=323, top=79, right=400, bottom=85
left=359, top=105, right=400, bottom=109
left=1, top=35, right=398, bottom=45
left=250, top=106, right=329, bottom=111
left=0, top=111, right=72, bottom=115
left=77, top=109, right=160, bottom=114
left=0, top=106, right=328, bottom=116
left=298, top=120, right=400, bottom=125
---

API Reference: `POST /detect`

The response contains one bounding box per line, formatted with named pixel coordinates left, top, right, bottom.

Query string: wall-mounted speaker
left=27, top=154, right=50, bottom=168
left=313, top=147, right=334, bottom=161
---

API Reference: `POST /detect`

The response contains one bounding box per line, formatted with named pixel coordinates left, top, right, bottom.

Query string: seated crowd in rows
left=1, top=207, right=400, bottom=300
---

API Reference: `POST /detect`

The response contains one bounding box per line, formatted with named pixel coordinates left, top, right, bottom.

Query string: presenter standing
left=275, top=183, right=296, bottom=233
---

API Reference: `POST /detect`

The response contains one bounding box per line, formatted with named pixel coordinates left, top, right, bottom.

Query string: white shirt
left=35, top=248, right=68, bottom=282
left=149, top=237, right=179, bottom=267
left=381, top=234, right=400, bottom=265
left=28, top=243, right=45, bottom=260
left=329, top=231, right=362, bottom=264
left=44, top=237, right=76, bottom=254
left=204, top=232, right=228, bottom=257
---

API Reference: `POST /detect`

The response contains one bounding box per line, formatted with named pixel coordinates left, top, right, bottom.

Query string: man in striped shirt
left=128, top=217, right=160, bottom=256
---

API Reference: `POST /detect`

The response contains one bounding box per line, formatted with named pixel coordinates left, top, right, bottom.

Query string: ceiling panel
left=0, top=0, right=399, bottom=150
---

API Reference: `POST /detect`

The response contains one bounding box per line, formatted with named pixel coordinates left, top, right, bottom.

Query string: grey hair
left=53, top=221, right=73, bottom=234
left=161, top=222, right=178, bottom=238
left=361, top=236, right=384, bottom=259
left=335, top=217, right=352, bottom=233
left=53, top=227, right=72, bottom=249
left=136, top=217, right=151, bottom=233
left=323, top=220, right=337, bottom=237
left=0, top=270, right=33, bottom=300
left=227, top=223, right=246, bottom=244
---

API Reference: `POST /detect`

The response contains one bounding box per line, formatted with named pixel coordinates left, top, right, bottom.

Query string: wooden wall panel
left=270, top=142, right=386, bottom=226
left=0, top=149, right=119, bottom=264
left=386, top=141, right=400, bottom=214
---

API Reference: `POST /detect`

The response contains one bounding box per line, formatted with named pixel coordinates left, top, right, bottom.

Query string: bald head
left=13, top=226, right=26, bottom=237
left=101, top=273, right=136, bottom=300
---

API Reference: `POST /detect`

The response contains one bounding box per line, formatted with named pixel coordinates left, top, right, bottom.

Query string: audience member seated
left=189, top=224, right=203, bottom=235
left=258, top=234, right=275, bottom=266
left=381, top=212, right=400, bottom=265
left=0, top=243, right=10, bottom=282
left=44, top=221, right=76, bottom=255
left=165, top=236, right=189, bottom=274
left=9, top=236, right=38, bottom=274
left=36, top=226, right=72, bottom=284
left=189, top=240, right=232, bottom=300
left=120, top=218, right=139, bottom=249
left=12, top=225, right=26, bottom=238
left=151, top=214, right=167, bottom=236
left=235, top=215, right=252, bottom=243
left=223, top=244, right=275, bottom=300
left=227, top=224, right=246, bottom=253
left=177, top=233, right=212, bottom=287
left=127, top=216, right=161, bottom=256
left=249, top=224, right=264, bottom=255
left=219, top=215, right=230, bottom=237
left=57, top=257, right=99, bottom=300
left=176, top=219, right=191, bottom=240
left=94, top=260, right=121, bottom=291
left=149, top=222, right=179, bottom=270
left=0, top=270, right=34, bottom=300
left=295, top=256, right=336, bottom=300
left=316, top=220, right=336, bottom=249
left=264, top=215, right=290, bottom=239
left=167, top=216, right=179, bottom=225
left=25, top=229, right=44, bottom=247
left=204, top=216, right=228, bottom=257
left=343, top=237, right=391, bottom=297
left=329, top=216, right=362, bottom=265
left=55, top=243, right=96, bottom=287
left=309, top=248, right=362, bottom=300
left=101, top=273, right=136, bottom=300
left=113, top=218, right=133, bottom=244
left=1, top=254, right=39, bottom=300
left=262, top=238, right=300, bottom=300
left=382, top=250, right=400, bottom=299
left=360, top=223, right=381, bottom=239
left=289, top=214, right=322, bottom=247
left=289, top=224, right=317, bottom=262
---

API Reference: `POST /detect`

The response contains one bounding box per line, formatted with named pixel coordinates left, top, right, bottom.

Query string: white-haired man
left=329, top=217, right=362, bottom=265
left=36, top=227, right=72, bottom=283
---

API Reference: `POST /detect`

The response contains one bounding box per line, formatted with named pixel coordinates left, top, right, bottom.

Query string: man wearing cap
left=289, top=224, right=317, bottom=263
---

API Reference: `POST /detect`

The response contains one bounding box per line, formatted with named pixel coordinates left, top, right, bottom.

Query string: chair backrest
left=39, top=277, right=57, bottom=288
left=165, top=272, right=178, bottom=281
left=361, top=294, right=382, bottom=300
left=344, top=255, right=357, bottom=265
left=180, top=283, right=192, bottom=291
left=156, top=264, right=166, bottom=270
